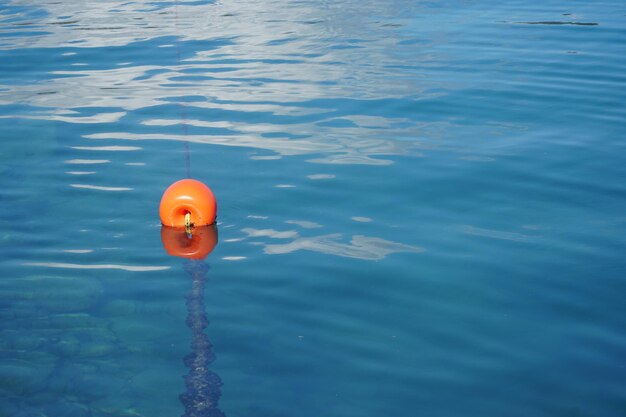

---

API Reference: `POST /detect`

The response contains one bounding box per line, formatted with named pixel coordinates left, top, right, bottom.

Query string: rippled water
left=1, top=1, right=626, bottom=416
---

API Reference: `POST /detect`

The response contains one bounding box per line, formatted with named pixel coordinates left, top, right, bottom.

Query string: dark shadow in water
left=515, top=21, right=598, bottom=26
left=161, top=225, right=225, bottom=417
left=181, top=260, right=225, bottom=417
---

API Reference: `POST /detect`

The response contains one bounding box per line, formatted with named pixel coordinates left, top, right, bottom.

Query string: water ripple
left=1, top=1, right=625, bottom=416
left=24, top=262, right=169, bottom=272
left=70, top=184, right=133, bottom=191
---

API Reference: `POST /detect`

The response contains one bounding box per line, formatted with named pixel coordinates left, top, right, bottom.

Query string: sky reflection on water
left=1, top=1, right=626, bottom=417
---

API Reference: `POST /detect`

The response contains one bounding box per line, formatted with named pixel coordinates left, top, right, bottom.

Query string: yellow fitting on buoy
left=185, top=212, right=192, bottom=235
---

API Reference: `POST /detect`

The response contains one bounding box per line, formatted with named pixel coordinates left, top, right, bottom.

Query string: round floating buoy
left=161, top=225, right=218, bottom=260
left=159, top=179, right=217, bottom=228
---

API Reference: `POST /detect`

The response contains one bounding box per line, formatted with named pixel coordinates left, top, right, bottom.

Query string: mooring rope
left=180, top=261, right=225, bottom=417
left=175, top=0, right=191, bottom=179
left=174, top=3, right=223, bottom=415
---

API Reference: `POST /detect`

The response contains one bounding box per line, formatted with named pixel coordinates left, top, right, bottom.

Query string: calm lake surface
left=1, top=1, right=626, bottom=416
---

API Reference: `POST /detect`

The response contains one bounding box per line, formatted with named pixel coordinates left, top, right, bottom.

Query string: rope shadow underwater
left=161, top=225, right=225, bottom=417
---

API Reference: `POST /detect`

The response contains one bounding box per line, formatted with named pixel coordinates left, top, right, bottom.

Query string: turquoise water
left=1, top=0, right=626, bottom=416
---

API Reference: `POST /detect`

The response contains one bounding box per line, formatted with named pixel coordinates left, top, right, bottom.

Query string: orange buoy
left=159, top=179, right=217, bottom=228
left=161, top=225, right=218, bottom=260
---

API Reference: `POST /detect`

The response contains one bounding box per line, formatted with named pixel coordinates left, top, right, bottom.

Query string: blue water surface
left=1, top=1, right=626, bottom=416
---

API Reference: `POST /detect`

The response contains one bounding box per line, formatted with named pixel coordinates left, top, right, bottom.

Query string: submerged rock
left=48, top=335, right=81, bottom=358
left=110, top=317, right=171, bottom=351
left=100, top=299, right=137, bottom=317
left=0, top=356, right=56, bottom=396
left=45, top=360, right=97, bottom=396
left=95, top=407, right=147, bottom=417
left=0, top=329, right=44, bottom=351
left=33, top=313, right=98, bottom=332
left=80, top=341, right=117, bottom=358
left=12, top=403, right=48, bottom=417
left=1, top=275, right=103, bottom=313
left=90, top=391, right=137, bottom=417
left=0, top=397, right=20, bottom=416
left=45, top=399, right=91, bottom=417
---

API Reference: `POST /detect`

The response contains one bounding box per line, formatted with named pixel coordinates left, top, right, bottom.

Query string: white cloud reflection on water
left=0, top=112, right=127, bottom=123
left=462, top=225, right=534, bottom=242
left=241, top=228, right=298, bottom=239
left=285, top=220, right=322, bottom=229
left=240, top=227, right=422, bottom=260
left=71, top=145, right=141, bottom=151
left=24, top=262, right=169, bottom=272
left=84, top=131, right=340, bottom=157
left=70, top=184, right=133, bottom=191
left=264, top=233, right=424, bottom=260
left=64, top=159, right=110, bottom=164
left=0, top=0, right=452, bottom=165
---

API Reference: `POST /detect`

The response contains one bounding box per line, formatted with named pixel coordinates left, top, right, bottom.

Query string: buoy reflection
left=161, top=225, right=218, bottom=260
left=161, top=225, right=225, bottom=417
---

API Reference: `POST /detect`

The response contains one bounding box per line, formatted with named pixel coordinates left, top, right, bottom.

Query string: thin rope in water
left=181, top=261, right=225, bottom=417
left=175, top=0, right=191, bottom=179
left=173, top=4, right=223, bottom=416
